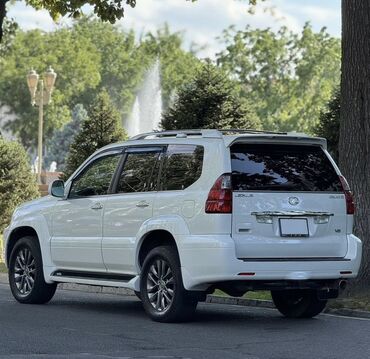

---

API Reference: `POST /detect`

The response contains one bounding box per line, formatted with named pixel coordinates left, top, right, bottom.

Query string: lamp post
left=27, top=66, right=57, bottom=184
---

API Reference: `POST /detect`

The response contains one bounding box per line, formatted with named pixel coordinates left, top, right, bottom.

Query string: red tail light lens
left=339, top=175, right=355, bottom=215
left=205, top=174, right=232, bottom=213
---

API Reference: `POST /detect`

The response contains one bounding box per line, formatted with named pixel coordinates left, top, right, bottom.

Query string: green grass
left=329, top=296, right=370, bottom=312
left=213, top=289, right=271, bottom=300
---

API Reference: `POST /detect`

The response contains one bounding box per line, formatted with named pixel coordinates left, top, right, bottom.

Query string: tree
left=44, top=104, right=88, bottom=171
left=0, top=0, right=136, bottom=41
left=138, top=25, right=201, bottom=109
left=0, top=18, right=200, bottom=151
left=63, top=90, right=127, bottom=179
left=161, top=61, right=260, bottom=130
left=0, top=27, right=101, bottom=149
left=216, top=24, right=340, bottom=133
left=316, top=89, right=340, bottom=161
left=0, top=137, right=39, bottom=233
left=339, top=1, right=370, bottom=290
left=0, top=17, right=17, bottom=58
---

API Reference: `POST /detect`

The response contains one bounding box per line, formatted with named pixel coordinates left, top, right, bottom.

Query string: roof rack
left=128, top=129, right=222, bottom=140
left=128, top=128, right=289, bottom=141
left=217, top=129, right=288, bottom=135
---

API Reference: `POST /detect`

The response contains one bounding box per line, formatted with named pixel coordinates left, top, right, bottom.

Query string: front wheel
left=8, top=236, right=57, bottom=304
left=140, top=246, right=198, bottom=322
left=271, top=289, right=327, bottom=318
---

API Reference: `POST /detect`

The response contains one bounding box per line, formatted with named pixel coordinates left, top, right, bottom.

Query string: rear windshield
left=231, top=144, right=342, bottom=192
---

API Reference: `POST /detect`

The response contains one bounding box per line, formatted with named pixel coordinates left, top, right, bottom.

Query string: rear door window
left=161, top=145, right=204, bottom=191
left=231, top=144, right=342, bottom=192
left=116, top=149, right=161, bottom=193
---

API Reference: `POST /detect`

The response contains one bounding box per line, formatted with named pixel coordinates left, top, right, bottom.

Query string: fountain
left=124, top=59, right=163, bottom=137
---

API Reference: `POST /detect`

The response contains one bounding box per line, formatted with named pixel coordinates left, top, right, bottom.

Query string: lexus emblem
left=289, top=197, right=300, bottom=206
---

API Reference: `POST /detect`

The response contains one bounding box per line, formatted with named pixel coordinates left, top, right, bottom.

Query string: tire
left=140, top=246, right=198, bottom=322
left=271, top=289, right=327, bottom=318
left=8, top=236, right=57, bottom=304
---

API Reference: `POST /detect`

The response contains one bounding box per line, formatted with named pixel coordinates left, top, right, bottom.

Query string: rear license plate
left=279, top=218, right=309, bottom=237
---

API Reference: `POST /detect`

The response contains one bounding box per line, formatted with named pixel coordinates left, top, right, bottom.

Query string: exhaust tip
left=339, top=280, right=347, bottom=290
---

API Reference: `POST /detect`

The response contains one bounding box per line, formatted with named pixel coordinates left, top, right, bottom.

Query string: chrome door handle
left=136, top=201, right=150, bottom=208
left=91, top=202, right=103, bottom=210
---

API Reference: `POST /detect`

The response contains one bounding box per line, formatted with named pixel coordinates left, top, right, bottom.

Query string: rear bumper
left=179, top=234, right=362, bottom=290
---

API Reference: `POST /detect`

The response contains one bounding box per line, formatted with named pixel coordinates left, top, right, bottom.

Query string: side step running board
left=51, top=270, right=135, bottom=283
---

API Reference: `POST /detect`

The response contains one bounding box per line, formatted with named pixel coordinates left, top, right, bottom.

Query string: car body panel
left=3, top=130, right=362, bottom=292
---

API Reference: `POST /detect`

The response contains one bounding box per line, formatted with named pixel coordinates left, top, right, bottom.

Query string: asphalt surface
left=1, top=283, right=370, bottom=359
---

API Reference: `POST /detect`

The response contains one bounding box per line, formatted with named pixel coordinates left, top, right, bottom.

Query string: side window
left=116, top=151, right=161, bottom=193
left=69, top=154, right=121, bottom=198
left=161, top=145, right=204, bottom=191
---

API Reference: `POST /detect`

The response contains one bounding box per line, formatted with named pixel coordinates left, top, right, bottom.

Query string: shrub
left=0, top=137, right=39, bottom=233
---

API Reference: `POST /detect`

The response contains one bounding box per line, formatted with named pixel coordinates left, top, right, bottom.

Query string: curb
left=1, top=273, right=370, bottom=319
left=206, top=295, right=275, bottom=308
left=207, top=295, right=370, bottom=320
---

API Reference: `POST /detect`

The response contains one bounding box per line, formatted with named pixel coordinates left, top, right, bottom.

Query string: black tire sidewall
left=140, top=246, right=196, bottom=322
left=271, top=289, right=327, bottom=318
left=8, top=236, right=56, bottom=304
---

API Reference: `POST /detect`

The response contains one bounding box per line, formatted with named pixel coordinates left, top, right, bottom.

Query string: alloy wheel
left=146, top=259, right=174, bottom=312
left=13, top=247, right=36, bottom=296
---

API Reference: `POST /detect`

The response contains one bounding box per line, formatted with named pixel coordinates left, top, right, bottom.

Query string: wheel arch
left=137, top=229, right=180, bottom=270
left=6, top=226, right=39, bottom=264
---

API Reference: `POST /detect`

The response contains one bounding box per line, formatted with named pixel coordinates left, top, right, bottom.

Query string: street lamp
left=27, top=66, right=57, bottom=183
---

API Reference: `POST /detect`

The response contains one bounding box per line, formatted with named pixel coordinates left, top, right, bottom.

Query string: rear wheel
left=8, top=236, right=57, bottom=304
left=140, top=246, right=198, bottom=322
left=271, top=289, right=327, bottom=318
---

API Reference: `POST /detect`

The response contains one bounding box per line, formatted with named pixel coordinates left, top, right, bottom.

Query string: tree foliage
left=161, top=61, right=260, bottom=130
left=0, top=26, right=101, bottom=148
left=316, top=89, right=340, bottom=161
left=44, top=104, right=88, bottom=171
left=62, top=90, right=127, bottom=180
left=216, top=24, right=340, bottom=133
left=0, top=0, right=136, bottom=41
left=0, top=137, right=39, bottom=233
left=0, top=17, right=17, bottom=58
left=0, top=18, right=199, bottom=150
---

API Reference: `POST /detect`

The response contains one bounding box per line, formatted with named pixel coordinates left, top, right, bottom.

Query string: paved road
left=1, top=283, right=370, bottom=359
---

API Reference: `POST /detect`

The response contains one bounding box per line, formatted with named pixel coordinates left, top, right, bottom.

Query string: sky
left=7, top=0, right=341, bottom=57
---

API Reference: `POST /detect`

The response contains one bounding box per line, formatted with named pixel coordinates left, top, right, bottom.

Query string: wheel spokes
left=146, top=258, right=174, bottom=312
left=13, top=247, right=36, bottom=296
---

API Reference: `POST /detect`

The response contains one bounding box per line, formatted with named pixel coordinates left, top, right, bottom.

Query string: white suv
left=3, top=129, right=362, bottom=322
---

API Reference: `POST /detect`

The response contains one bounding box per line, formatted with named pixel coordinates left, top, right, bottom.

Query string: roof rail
left=128, top=128, right=292, bottom=141
left=218, top=128, right=288, bottom=135
left=128, top=129, right=222, bottom=140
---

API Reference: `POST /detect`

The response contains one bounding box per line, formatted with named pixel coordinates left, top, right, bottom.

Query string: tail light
left=205, top=173, right=232, bottom=213
left=339, top=175, right=355, bottom=215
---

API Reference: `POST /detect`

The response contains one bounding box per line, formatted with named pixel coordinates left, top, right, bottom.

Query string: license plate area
left=279, top=218, right=309, bottom=237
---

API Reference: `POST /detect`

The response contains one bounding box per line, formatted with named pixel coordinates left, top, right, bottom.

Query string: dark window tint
left=231, top=144, right=341, bottom=192
left=116, top=151, right=160, bottom=193
left=161, top=145, right=204, bottom=191
left=70, top=154, right=121, bottom=197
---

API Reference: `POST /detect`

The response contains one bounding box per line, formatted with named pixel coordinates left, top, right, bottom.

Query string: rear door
left=231, top=143, right=347, bottom=259
left=102, top=146, right=163, bottom=274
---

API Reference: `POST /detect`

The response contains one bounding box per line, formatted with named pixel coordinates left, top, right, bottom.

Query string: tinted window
left=231, top=144, right=341, bottom=192
left=116, top=151, right=160, bottom=193
left=70, top=154, right=121, bottom=197
left=161, top=145, right=204, bottom=191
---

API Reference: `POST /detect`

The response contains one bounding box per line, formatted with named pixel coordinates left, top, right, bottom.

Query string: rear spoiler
left=226, top=135, right=327, bottom=150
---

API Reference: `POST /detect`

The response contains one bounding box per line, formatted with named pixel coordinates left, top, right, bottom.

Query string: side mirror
left=49, top=179, right=65, bottom=198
